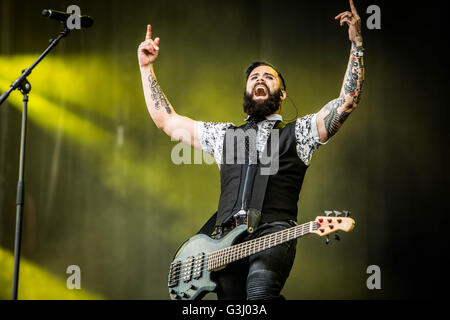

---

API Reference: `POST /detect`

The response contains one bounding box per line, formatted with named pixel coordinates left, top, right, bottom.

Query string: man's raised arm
left=138, top=24, right=202, bottom=149
left=315, top=0, right=365, bottom=143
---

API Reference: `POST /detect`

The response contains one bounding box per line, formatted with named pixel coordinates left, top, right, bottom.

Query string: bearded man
left=138, top=0, right=364, bottom=300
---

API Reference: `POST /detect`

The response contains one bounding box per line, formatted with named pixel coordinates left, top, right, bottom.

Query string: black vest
left=216, top=120, right=309, bottom=226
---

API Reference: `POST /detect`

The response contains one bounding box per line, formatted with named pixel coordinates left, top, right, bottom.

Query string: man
left=138, top=0, right=364, bottom=300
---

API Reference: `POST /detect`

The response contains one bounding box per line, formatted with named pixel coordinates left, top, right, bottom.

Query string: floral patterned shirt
left=196, top=113, right=325, bottom=167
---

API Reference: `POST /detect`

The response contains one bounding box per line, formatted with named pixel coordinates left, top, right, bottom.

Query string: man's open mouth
left=254, top=84, right=268, bottom=97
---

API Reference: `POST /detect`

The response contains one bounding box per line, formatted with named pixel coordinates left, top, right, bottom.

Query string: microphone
left=42, top=9, right=94, bottom=28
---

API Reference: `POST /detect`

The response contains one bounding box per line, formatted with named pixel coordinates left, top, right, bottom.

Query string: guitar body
left=168, top=224, right=248, bottom=300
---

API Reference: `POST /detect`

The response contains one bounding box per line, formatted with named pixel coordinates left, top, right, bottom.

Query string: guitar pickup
left=168, top=261, right=181, bottom=287
left=182, top=256, right=195, bottom=283
left=193, top=253, right=205, bottom=280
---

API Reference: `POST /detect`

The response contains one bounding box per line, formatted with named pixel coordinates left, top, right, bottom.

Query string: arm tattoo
left=342, top=41, right=365, bottom=105
left=343, top=58, right=359, bottom=95
left=323, top=97, right=350, bottom=139
left=321, top=41, right=364, bottom=141
left=148, top=74, right=172, bottom=114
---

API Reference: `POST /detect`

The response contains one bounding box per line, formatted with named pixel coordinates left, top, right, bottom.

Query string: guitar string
left=169, top=222, right=318, bottom=281
left=171, top=217, right=344, bottom=274
left=170, top=229, right=310, bottom=283
left=207, top=222, right=314, bottom=270
left=170, top=218, right=344, bottom=279
left=169, top=222, right=316, bottom=281
left=169, top=222, right=317, bottom=281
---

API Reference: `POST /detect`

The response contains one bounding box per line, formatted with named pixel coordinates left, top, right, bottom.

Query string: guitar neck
left=206, top=221, right=317, bottom=271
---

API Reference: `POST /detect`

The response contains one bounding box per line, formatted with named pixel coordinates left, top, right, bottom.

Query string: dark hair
left=245, top=61, right=286, bottom=91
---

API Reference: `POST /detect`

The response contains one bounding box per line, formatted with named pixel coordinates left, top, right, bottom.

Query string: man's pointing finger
left=145, top=24, right=152, bottom=41
left=349, top=0, right=358, bottom=15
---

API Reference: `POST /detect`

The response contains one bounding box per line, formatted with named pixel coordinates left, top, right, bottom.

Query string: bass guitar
left=168, top=210, right=355, bottom=300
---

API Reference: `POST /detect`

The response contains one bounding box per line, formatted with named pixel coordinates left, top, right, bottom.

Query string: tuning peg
left=325, top=210, right=333, bottom=217
left=343, top=210, right=350, bottom=217
left=333, top=210, right=341, bottom=217
left=325, top=235, right=330, bottom=245
left=334, top=234, right=341, bottom=241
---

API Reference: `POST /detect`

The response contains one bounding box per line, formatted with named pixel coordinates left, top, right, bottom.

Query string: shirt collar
left=244, top=113, right=283, bottom=121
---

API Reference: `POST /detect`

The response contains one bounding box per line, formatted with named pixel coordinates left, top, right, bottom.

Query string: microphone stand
left=0, top=24, right=70, bottom=300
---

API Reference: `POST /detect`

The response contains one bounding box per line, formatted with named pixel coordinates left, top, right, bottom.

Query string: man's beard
left=243, top=87, right=282, bottom=120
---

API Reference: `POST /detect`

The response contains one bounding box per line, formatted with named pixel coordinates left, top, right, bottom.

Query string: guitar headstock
left=311, top=210, right=355, bottom=244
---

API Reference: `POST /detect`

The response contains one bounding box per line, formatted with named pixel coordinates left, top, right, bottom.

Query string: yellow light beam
left=0, top=247, right=102, bottom=300
left=0, top=75, right=214, bottom=237
left=0, top=55, right=126, bottom=120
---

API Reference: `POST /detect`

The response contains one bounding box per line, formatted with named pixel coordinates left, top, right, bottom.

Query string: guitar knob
left=182, top=292, right=190, bottom=299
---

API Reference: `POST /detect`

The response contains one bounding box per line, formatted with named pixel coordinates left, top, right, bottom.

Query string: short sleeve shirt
left=197, top=113, right=324, bottom=167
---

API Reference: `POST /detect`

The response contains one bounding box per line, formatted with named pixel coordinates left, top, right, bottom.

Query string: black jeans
left=212, top=220, right=297, bottom=300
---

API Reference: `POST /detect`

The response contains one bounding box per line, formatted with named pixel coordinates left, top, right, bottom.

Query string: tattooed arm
left=138, top=24, right=202, bottom=149
left=316, top=0, right=365, bottom=143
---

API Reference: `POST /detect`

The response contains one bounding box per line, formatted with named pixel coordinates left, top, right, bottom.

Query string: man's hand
left=335, top=0, right=362, bottom=44
left=138, top=24, right=160, bottom=67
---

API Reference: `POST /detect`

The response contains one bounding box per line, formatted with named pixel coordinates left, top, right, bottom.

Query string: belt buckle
left=233, top=210, right=247, bottom=226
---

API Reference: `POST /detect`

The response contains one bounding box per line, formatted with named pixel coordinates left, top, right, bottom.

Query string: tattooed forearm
left=316, top=26, right=365, bottom=142
left=148, top=73, right=172, bottom=114
left=343, top=57, right=358, bottom=95
left=341, top=41, right=365, bottom=105
left=322, top=97, right=351, bottom=139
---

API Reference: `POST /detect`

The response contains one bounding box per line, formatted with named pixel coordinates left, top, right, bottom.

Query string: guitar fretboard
left=206, top=221, right=317, bottom=271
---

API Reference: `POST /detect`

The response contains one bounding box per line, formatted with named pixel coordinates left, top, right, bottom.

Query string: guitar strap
left=197, top=120, right=286, bottom=236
